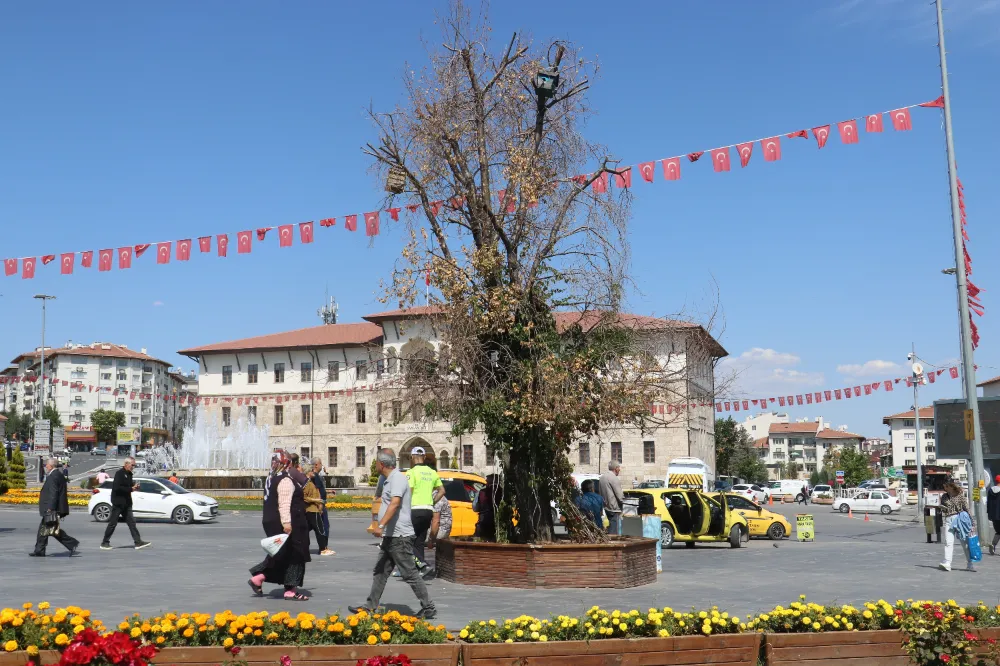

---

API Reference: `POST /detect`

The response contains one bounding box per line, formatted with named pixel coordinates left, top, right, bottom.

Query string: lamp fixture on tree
left=533, top=66, right=559, bottom=99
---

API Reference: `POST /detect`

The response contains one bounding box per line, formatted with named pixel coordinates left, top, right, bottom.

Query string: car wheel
left=685, top=541, right=696, bottom=548
left=93, top=503, right=112, bottom=523
left=172, top=506, right=194, bottom=525
left=880, top=504, right=892, bottom=515
left=660, top=523, right=675, bottom=549
left=767, top=522, right=785, bottom=540
left=839, top=503, right=851, bottom=513
left=729, top=525, right=744, bottom=548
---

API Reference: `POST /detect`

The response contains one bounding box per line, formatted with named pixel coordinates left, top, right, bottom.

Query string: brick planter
left=436, top=536, right=658, bottom=588
left=461, top=633, right=762, bottom=666
left=765, top=628, right=1000, bottom=666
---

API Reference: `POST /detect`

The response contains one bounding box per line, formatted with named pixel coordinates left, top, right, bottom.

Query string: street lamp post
left=33, top=295, right=56, bottom=423
left=908, top=350, right=924, bottom=516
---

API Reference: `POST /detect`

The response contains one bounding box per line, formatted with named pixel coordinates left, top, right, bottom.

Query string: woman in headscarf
left=248, top=451, right=312, bottom=600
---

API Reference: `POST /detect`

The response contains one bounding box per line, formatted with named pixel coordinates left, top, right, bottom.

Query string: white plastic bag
left=260, top=534, right=288, bottom=556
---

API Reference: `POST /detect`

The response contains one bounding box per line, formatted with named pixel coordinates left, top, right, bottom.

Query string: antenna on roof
left=318, top=288, right=338, bottom=325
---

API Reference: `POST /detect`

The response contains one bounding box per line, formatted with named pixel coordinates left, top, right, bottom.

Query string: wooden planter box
left=0, top=644, right=459, bottom=666
left=461, top=633, right=762, bottom=666
left=765, top=628, right=1000, bottom=666
left=436, top=537, right=658, bottom=589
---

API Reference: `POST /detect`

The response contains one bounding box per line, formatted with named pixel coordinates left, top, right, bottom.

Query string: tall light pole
left=935, top=0, right=987, bottom=529
left=908, top=350, right=924, bottom=516
left=33, top=295, right=56, bottom=423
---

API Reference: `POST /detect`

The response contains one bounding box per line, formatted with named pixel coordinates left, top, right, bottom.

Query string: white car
left=88, top=476, right=219, bottom=525
left=833, top=490, right=901, bottom=515
left=731, top=484, right=769, bottom=503
left=812, top=484, right=834, bottom=499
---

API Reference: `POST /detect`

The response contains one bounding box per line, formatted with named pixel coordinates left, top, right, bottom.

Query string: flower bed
left=0, top=490, right=90, bottom=507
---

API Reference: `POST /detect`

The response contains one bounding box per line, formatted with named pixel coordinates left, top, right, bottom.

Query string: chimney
left=141, top=348, right=147, bottom=354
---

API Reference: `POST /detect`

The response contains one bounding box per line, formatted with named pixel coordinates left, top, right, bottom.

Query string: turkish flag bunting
left=710, top=147, right=731, bottom=172
left=177, top=239, right=192, bottom=260
left=638, top=161, right=655, bottom=182
left=21, top=257, right=36, bottom=279
left=795, top=395, right=803, bottom=405
left=661, top=158, right=681, bottom=181
left=198, top=236, right=211, bottom=253
left=256, top=227, right=271, bottom=241
left=716, top=403, right=722, bottom=413
left=99, top=249, right=113, bottom=271
left=724, top=402, right=731, bottom=412
left=805, top=393, right=813, bottom=404
left=834, top=389, right=842, bottom=400
left=134, top=244, right=150, bottom=257
left=787, top=396, right=794, bottom=405
left=237, top=231, right=252, bottom=254
left=734, top=401, right=741, bottom=412
left=405, top=203, right=421, bottom=213
left=920, top=96, right=945, bottom=108
left=364, top=211, right=380, bottom=237
left=42, top=254, right=56, bottom=265
left=449, top=196, right=465, bottom=209
left=812, top=125, right=831, bottom=149
left=778, top=396, right=786, bottom=406
left=872, top=382, right=881, bottom=391
left=345, top=214, right=358, bottom=232
left=3, top=258, right=16, bottom=276
left=837, top=119, right=859, bottom=144
left=736, top=142, right=753, bottom=168
left=948, top=366, right=959, bottom=379
left=687, top=151, right=704, bottom=162
left=299, top=221, right=314, bottom=244
left=60, top=253, right=74, bottom=274
left=429, top=201, right=442, bottom=216
left=387, top=208, right=401, bottom=221
left=928, top=372, right=937, bottom=384
left=884, top=380, right=893, bottom=392
left=614, top=168, right=631, bottom=188
left=864, top=384, right=872, bottom=395
left=787, top=130, right=808, bottom=139
left=865, top=113, right=884, bottom=132
left=890, top=108, right=912, bottom=131
left=741, top=400, right=748, bottom=410
left=853, top=386, right=862, bottom=397
left=319, top=218, right=336, bottom=227
left=157, top=242, right=171, bottom=264
left=117, top=247, right=132, bottom=269
left=761, top=137, right=782, bottom=162
left=591, top=172, right=608, bottom=194
left=81, top=251, right=93, bottom=268
left=278, top=224, right=294, bottom=247
left=814, top=392, right=822, bottom=403
left=497, top=190, right=516, bottom=213
left=217, top=235, right=229, bottom=257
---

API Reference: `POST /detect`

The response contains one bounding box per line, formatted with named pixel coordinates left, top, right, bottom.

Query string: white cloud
left=837, top=359, right=903, bottom=377
left=717, top=347, right=824, bottom=397
left=732, top=347, right=800, bottom=366
left=152, top=300, right=164, bottom=307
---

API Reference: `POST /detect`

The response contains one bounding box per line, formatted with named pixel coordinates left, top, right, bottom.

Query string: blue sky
left=1, top=1, right=998, bottom=439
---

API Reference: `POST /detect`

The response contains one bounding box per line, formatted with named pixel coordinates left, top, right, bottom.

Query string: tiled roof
left=815, top=429, right=866, bottom=440
left=769, top=422, right=819, bottom=435
left=362, top=305, right=443, bottom=322
left=753, top=436, right=769, bottom=449
left=882, top=407, right=934, bottom=424
left=178, top=323, right=383, bottom=356
left=12, top=343, right=168, bottom=366
left=978, top=374, right=1000, bottom=387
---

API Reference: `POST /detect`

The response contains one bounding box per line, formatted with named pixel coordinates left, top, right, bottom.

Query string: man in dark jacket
left=30, top=458, right=80, bottom=557
left=100, top=457, right=150, bottom=550
left=988, top=474, right=1000, bottom=555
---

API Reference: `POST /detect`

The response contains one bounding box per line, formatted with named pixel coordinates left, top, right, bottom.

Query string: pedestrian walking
left=473, top=474, right=503, bottom=541
left=96, top=468, right=110, bottom=485
left=100, top=457, right=150, bottom=550
left=421, top=451, right=450, bottom=578
left=29, top=458, right=79, bottom=557
left=248, top=452, right=312, bottom=600
left=600, top=461, right=625, bottom=535
left=574, top=479, right=605, bottom=528
left=350, top=450, right=436, bottom=619
left=405, top=447, right=443, bottom=572
left=988, top=475, right=1000, bottom=556
left=311, top=458, right=335, bottom=556
left=168, top=472, right=179, bottom=484
left=303, top=464, right=328, bottom=555
left=939, top=481, right=975, bottom=572
left=799, top=485, right=809, bottom=505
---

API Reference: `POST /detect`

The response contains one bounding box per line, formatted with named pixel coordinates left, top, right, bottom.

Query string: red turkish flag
left=41, top=254, right=56, bottom=265
left=884, top=380, right=893, bottom=392
left=117, top=246, right=132, bottom=269
left=736, top=142, right=753, bottom=168
left=134, top=244, right=150, bottom=257
left=429, top=201, right=442, bottom=216
left=853, top=386, right=861, bottom=397
left=198, top=236, right=211, bottom=253
left=778, top=396, right=786, bottom=406
left=497, top=189, right=516, bottom=213
left=217, top=234, right=229, bottom=257
left=865, top=113, right=884, bottom=132
left=319, top=218, right=336, bottom=227
left=761, top=137, right=782, bottom=162
left=177, top=239, right=192, bottom=260
left=299, top=221, right=314, bottom=244
left=795, top=395, right=803, bottom=405
left=812, top=125, right=831, bottom=148
left=787, top=396, right=794, bottom=405
left=716, top=403, right=722, bottom=413
left=724, top=402, right=730, bottom=412
left=278, top=224, right=294, bottom=247
left=3, top=258, right=16, bottom=276
left=614, top=168, right=631, bottom=188
left=864, top=384, right=872, bottom=395
left=814, top=392, right=822, bottom=403
left=824, top=391, right=832, bottom=401
left=662, top=158, right=681, bottom=181
left=156, top=242, right=171, bottom=264
left=81, top=251, right=93, bottom=268
left=834, top=389, right=842, bottom=400
left=237, top=231, right=252, bottom=254
left=710, top=148, right=731, bottom=172
left=22, top=257, right=36, bottom=279
left=949, top=367, right=959, bottom=379
left=920, top=96, right=945, bottom=108
left=256, top=227, right=272, bottom=241
left=405, top=203, right=420, bottom=213
left=365, top=212, right=380, bottom=236
left=345, top=214, right=358, bottom=232
left=638, top=161, right=655, bottom=183
left=733, top=401, right=740, bottom=412
left=593, top=172, right=609, bottom=194
left=99, top=249, right=113, bottom=271
left=890, top=108, right=912, bottom=131
left=837, top=120, right=859, bottom=144
left=787, top=130, right=808, bottom=139
left=687, top=151, right=704, bottom=162
left=927, top=372, right=936, bottom=384
left=387, top=208, right=400, bottom=221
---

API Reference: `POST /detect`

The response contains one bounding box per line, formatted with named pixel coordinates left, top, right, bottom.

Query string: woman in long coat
left=248, top=452, right=312, bottom=600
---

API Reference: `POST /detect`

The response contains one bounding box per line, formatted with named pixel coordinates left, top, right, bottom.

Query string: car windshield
left=154, top=478, right=190, bottom=494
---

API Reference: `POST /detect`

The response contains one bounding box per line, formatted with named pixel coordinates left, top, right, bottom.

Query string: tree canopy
left=714, top=418, right=768, bottom=484
left=91, top=409, right=125, bottom=446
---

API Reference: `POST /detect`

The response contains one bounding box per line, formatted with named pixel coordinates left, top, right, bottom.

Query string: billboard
left=116, top=427, right=141, bottom=445
left=934, top=397, right=1000, bottom=458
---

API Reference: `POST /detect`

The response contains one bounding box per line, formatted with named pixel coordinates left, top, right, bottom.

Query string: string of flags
left=957, top=176, right=983, bottom=349
left=2, top=96, right=945, bottom=281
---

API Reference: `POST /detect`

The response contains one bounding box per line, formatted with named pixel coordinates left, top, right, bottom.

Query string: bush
left=8, top=450, right=26, bottom=489
left=330, top=493, right=355, bottom=504
left=0, top=455, right=8, bottom=495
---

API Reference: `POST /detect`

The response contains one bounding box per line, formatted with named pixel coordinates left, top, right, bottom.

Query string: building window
left=102, top=372, right=111, bottom=380
left=247, top=364, right=258, bottom=384
left=643, top=441, right=655, bottom=464
left=328, top=361, right=340, bottom=381
left=463, top=444, right=474, bottom=467
left=904, top=419, right=914, bottom=427
left=611, top=441, right=622, bottom=463
left=387, top=349, right=398, bottom=374
left=905, top=446, right=915, bottom=453
left=117, top=371, right=127, bottom=381
left=222, top=366, right=232, bottom=385
left=924, top=431, right=934, bottom=439
left=328, top=446, right=338, bottom=468
left=392, top=401, right=403, bottom=422
left=805, top=463, right=817, bottom=472
left=356, top=446, right=366, bottom=469
left=301, top=362, right=312, bottom=382
left=772, top=438, right=785, bottom=445
left=222, top=407, right=231, bottom=426
left=356, top=403, right=366, bottom=423
left=131, top=402, right=139, bottom=410
left=579, top=442, right=591, bottom=465
left=274, top=405, right=284, bottom=425
left=274, top=363, right=285, bottom=383
left=376, top=359, right=384, bottom=379
left=301, top=404, right=311, bottom=425
left=904, top=433, right=915, bottom=440
left=412, top=403, right=423, bottom=421
left=356, top=360, right=368, bottom=381
left=247, top=405, right=256, bottom=421
left=328, top=404, right=338, bottom=424
left=905, top=459, right=916, bottom=466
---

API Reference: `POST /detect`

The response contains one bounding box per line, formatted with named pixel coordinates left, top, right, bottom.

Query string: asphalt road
left=2, top=501, right=998, bottom=628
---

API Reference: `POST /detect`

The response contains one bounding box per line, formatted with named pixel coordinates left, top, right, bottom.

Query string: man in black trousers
left=30, top=458, right=79, bottom=557
left=100, top=457, right=150, bottom=550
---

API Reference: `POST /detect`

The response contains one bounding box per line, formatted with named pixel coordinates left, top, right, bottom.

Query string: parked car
left=636, top=480, right=665, bottom=489
left=811, top=484, right=834, bottom=499
left=768, top=479, right=810, bottom=502
left=90, top=448, right=107, bottom=456
left=832, top=490, right=900, bottom=515
left=623, top=488, right=749, bottom=549
left=858, top=480, right=888, bottom=490
left=731, top=484, right=770, bottom=503
left=366, top=469, right=486, bottom=537
left=709, top=492, right=792, bottom=540
left=88, top=476, right=219, bottom=525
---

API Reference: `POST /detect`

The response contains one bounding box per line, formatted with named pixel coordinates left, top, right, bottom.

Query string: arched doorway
left=439, top=449, right=451, bottom=470
left=399, top=437, right=431, bottom=471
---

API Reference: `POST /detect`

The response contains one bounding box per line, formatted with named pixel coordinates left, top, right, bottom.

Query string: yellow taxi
left=623, top=488, right=749, bottom=549
left=707, top=492, right=792, bottom=540
left=367, top=469, right=486, bottom=536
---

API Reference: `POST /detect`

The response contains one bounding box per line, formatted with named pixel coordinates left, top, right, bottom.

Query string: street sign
left=51, top=427, right=65, bottom=454
left=796, top=514, right=815, bottom=541
left=34, top=419, right=51, bottom=455
left=964, top=409, right=975, bottom=440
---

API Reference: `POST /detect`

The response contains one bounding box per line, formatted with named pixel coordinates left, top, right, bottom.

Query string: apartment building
left=755, top=421, right=865, bottom=480
left=884, top=407, right=968, bottom=481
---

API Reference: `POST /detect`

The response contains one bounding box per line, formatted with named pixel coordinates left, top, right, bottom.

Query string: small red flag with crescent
left=60, top=253, right=74, bottom=275
left=278, top=224, right=294, bottom=247
left=710, top=147, right=731, bottom=172
left=838, top=119, right=859, bottom=144
left=812, top=125, right=831, bottom=149
left=157, top=242, right=171, bottom=264
left=865, top=114, right=883, bottom=132
left=736, top=142, right=753, bottom=168
left=638, top=161, right=655, bottom=183
left=761, top=137, right=781, bottom=162
left=891, top=108, right=912, bottom=131
left=661, top=158, right=680, bottom=181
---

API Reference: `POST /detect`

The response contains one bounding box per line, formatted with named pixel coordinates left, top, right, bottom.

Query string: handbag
left=968, top=534, right=983, bottom=562
left=40, top=511, right=60, bottom=537
left=260, top=534, right=288, bottom=556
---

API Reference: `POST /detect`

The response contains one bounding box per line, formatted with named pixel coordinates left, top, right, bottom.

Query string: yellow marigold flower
left=38, top=603, right=50, bottom=611
left=73, top=626, right=85, bottom=635
left=863, top=611, right=873, bottom=619
left=130, top=628, right=142, bottom=638
left=702, top=625, right=712, bottom=635
left=23, top=603, right=33, bottom=610
left=343, top=629, right=352, bottom=637
left=301, top=620, right=313, bottom=630
left=183, top=628, right=194, bottom=638
left=223, top=638, right=234, bottom=648
left=349, top=618, right=359, bottom=627
left=380, top=631, right=391, bottom=642
left=141, top=623, right=152, bottom=632
left=699, top=611, right=708, bottom=619
left=515, top=630, right=524, bottom=637
left=119, top=622, right=129, bottom=631
left=27, top=646, right=39, bottom=657
left=367, top=635, right=378, bottom=645
left=812, top=623, right=821, bottom=631
left=55, top=634, right=70, bottom=647
left=156, top=637, right=165, bottom=645
left=530, top=631, right=540, bottom=640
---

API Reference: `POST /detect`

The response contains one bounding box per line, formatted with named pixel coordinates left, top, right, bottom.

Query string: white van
left=665, top=457, right=713, bottom=493
left=768, top=479, right=809, bottom=501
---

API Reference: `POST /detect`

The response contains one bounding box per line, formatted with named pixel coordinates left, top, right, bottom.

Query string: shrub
left=8, top=450, right=25, bottom=489
left=0, top=455, right=8, bottom=495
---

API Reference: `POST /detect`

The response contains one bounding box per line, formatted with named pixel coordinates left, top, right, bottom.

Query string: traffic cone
left=848, top=507, right=854, bottom=519
left=768, top=495, right=773, bottom=506
left=864, top=512, right=870, bottom=522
